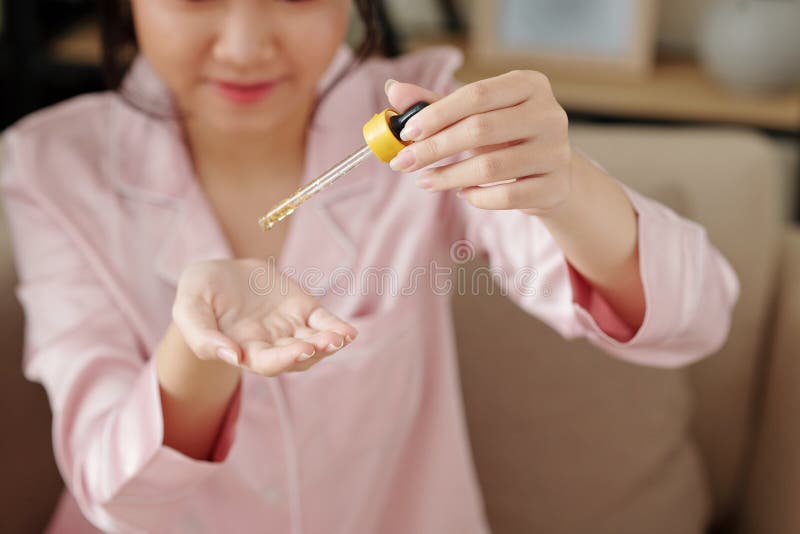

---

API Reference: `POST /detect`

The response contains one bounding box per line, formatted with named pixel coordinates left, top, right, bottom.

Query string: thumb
left=172, top=297, right=241, bottom=365
left=384, top=79, right=441, bottom=114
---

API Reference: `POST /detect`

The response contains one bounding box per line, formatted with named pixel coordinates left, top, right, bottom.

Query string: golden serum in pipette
left=258, top=102, right=429, bottom=231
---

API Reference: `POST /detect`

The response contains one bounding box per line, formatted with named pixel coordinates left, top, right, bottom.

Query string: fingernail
left=384, top=78, right=397, bottom=94
left=297, top=349, right=316, bottom=362
left=389, top=148, right=416, bottom=172
left=416, top=176, right=433, bottom=190
left=326, top=339, right=345, bottom=351
left=400, top=120, right=421, bottom=142
left=345, top=335, right=354, bottom=343
left=216, top=347, right=239, bottom=365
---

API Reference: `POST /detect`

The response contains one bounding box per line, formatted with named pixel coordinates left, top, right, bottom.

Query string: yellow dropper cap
left=258, top=101, right=430, bottom=230
left=362, top=109, right=408, bottom=163
left=362, top=101, right=430, bottom=163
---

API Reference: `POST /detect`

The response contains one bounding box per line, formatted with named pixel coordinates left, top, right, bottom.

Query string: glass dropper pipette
left=258, top=101, right=429, bottom=231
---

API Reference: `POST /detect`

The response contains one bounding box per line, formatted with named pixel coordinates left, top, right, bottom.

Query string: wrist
left=157, top=322, right=241, bottom=394
left=156, top=322, right=242, bottom=460
left=533, top=150, right=591, bottom=227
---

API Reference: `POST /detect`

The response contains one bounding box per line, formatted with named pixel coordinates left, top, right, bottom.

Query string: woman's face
left=130, top=0, right=351, bottom=135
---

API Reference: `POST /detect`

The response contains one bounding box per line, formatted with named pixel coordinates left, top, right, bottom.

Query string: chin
left=207, top=113, right=282, bottom=136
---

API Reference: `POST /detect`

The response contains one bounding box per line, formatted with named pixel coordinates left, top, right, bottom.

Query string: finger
left=418, top=140, right=555, bottom=192
left=292, top=326, right=319, bottom=339
left=172, top=297, right=240, bottom=363
left=266, top=304, right=356, bottom=348
left=457, top=172, right=569, bottom=212
left=242, top=339, right=316, bottom=377
left=393, top=103, right=538, bottom=173
left=260, top=311, right=303, bottom=342
left=285, top=332, right=349, bottom=373
left=263, top=302, right=355, bottom=355
left=396, top=71, right=539, bottom=143
left=385, top=79, right=442, bottom=117
left=274, top=329, right=347, bottom=356
left=288, top=356, right=323, bottom=373
left=275, top=295, right=319, bottom=323
left=281, top=329, right=346, bottom=354
left=307, top=307, right=358, bottom=342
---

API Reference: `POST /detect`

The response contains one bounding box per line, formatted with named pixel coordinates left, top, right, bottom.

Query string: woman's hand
left=386, top=72, right=646, bottom=332
left=172, top=258, right=358, bottom=377
left=385, top=71, right=573, bottom=217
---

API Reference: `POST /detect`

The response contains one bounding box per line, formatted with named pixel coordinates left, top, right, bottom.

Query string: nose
left=213, top=4, right=276, bottom=68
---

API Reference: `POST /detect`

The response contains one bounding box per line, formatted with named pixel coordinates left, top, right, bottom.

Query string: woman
left=0, top=0, right=739, bottom=532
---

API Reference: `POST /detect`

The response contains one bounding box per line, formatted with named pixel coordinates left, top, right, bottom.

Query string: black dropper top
left=389, top=101, right=430, bottom=140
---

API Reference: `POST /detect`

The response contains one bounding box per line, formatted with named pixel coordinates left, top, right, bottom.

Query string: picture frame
left=471, top=0, right=660, bottom=80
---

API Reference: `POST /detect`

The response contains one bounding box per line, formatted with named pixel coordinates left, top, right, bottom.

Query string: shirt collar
left=110, top=43, right=374, bottom=200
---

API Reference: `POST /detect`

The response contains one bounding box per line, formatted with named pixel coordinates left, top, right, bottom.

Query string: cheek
left=131, top=2, right=210, bottom=92
left=283, top=6, right=350, bottom=83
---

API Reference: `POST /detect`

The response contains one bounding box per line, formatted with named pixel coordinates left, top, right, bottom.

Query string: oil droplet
left=259, top=203, right=297, bottom=231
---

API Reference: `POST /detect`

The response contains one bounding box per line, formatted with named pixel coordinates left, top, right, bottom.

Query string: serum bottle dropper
left=258, top=101, right=430, bottom=231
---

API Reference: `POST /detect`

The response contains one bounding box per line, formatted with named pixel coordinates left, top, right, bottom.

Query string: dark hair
left=98, top=0, right=385, bottom=115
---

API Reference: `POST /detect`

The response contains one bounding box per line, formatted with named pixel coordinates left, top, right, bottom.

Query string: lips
left=211, top=78, right=281, bottom=104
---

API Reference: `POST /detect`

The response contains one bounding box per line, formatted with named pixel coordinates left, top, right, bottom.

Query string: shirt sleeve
left=441, top=167, right=740, bottom=368
left=0, top=130, right=243, bottom=532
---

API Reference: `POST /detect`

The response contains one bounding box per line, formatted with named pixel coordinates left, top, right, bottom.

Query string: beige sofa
left=1, top=124, right=797, bottom=533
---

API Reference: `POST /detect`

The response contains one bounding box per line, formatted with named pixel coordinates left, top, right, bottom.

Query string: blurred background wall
left=659, top=0, right=714, bottom=53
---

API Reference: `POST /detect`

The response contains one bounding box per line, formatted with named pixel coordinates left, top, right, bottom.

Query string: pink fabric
left=1, top=45, right=739, bottom=534
left=567, top=261, right=637, bottom=343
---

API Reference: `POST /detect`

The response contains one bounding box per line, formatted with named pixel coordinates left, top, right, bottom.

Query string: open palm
left=173, top=258, right=357, bottom=376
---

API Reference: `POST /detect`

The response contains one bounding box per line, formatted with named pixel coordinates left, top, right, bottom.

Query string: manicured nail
left=400, top=119, right=421, bottom=142
left=384, top=78, right=397, bottom=94
left=216, top=347, right=239, bottom=365
left=345, top=335, right=354, bottom=343
left=297, top=349, right=316, bottom=362
left=389, top=148, right=416, bottom=171
left=326, top=339, right=345, bottom=351
left=416, top=176, right=433, bottom=190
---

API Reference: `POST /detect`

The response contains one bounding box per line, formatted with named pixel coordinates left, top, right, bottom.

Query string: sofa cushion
left=0, top=137, right=65, bottom=534
left=453, top=124, right=786, bottom=533
left=569, top=125, right=786, bottom=519
left=455, top=277, right=710, bottom=534
left=739, top=226, right=800, bottom=534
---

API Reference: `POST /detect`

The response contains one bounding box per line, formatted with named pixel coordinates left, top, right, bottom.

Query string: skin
left=132, top=0, right=645, bottom=460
